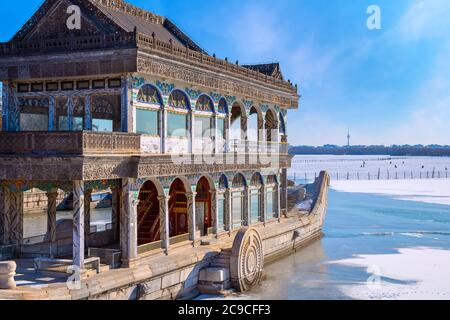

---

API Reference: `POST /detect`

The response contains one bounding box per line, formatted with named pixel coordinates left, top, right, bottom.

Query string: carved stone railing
left=0, top=131, right=141, bottom=156
left=0, top=32, right=136, bottom=56
left=136, top=33, right=297, bottom=94
left=0, top=31, right=296, bottom=95
left=229, top=140, right=288, bottom=155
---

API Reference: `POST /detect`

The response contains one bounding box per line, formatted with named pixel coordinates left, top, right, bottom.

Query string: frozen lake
left=291, top=155, right=450, bottom=181
left=208, top=155, right=450, bottom=300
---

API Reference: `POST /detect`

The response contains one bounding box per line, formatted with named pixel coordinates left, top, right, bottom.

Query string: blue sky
left=1, top=0, right=449, bottom=146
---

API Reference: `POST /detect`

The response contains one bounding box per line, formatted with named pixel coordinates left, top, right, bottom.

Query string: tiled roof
left=92, top=0, right=206, bottom=53
left=242, top=63, right=284, bottom=80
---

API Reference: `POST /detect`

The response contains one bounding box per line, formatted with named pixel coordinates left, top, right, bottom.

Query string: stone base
left=198, top=268, right=231, bottom=295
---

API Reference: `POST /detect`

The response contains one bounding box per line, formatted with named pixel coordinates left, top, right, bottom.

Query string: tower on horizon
left=347, top=129, right=351, bottom=147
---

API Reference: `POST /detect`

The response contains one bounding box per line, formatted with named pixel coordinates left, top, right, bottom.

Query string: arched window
left=137, top=180, right=161, bottom=245
left=136, top=85, right=162, bottom=136
left=167, top=90, right=190, bottom=138
left=231, top=174, right=246, bottom=228
left=279, top=113, right=286, bottom=136
left=250, top=173, right=264, bottom=224
left=265, top=109, right=278, bottom=143
left=265, top=174, right=278, bottom=221
left=217, top=98, right=228, bottom=142
left=194, top=95, right=214, bottom=140
left=217, top=174, right=229, bottom=232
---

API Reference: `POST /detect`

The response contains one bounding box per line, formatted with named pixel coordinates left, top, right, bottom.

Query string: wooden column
left=158, top=195, right=170, bottom=254
left=46, top=189, right=58, bottom=244
left=72, top=181, right=85, bottom=270
left=1, top=82, right=9, bottom=131
left=48, top=96, right=55, bottom=131
left=67, top=97, right=74, bottom=131
left=120, top=178, right=138, bottom=267
left=187, top=191, right=196, bottom=246
left=84, top=190, right=92, bottom=247
left=84, top=95, right=92, bottom=130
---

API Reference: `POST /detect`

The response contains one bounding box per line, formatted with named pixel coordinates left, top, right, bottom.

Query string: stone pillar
left=121, top=76, right=132, bottom=133
left=46, top=189, right=58, bottom=244
left=48, top=96, right=55, bottom=131
left=161, top=107, right=167, bottom=153
left=189, top=113, right=195, bottom=154
left=158, top=195, right=170, bottom=254
left=111, top=188, right=120, bottom=242
left=225, top=114, right=231, bottom=153
left=225, top=189, right=232, bottom=234
left=276, top=182, right=282, bottom=222
left=261, top=186, right=267, bottom=225
left=213, top=114, right=218, bottom=154
left=3, top=188, right=24, bottom=245
left=281, top=169, right=288, bottom=216
left=120, top=178, right=138, bottom=267
left=84, top=190, right=92, bottom=247
left=210, top=190, right=219, bottom=237
left=187, top=191, right=196, bottom=246
left=84, top=95, right=92, bottom=130
left=72, top=181, right=85, bottom=271
left=243, top=188, right=250, bottom=227
left=0, top=188, right=6, bottom=245
left=257, top=116, right=264, bottom=152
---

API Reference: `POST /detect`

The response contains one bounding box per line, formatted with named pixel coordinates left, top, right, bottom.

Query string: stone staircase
left=198, top=249, right=232, bottom=294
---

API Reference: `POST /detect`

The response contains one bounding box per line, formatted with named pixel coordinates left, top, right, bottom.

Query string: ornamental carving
left=137, top=58, right=295, bottom=108
left=137, top=84, right=162, bottom=105
left=230, top=227, right=264, bottom=292
left=195, top=95, right=214, bottom=112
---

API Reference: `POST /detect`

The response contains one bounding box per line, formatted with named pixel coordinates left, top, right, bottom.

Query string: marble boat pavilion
left=0, top=0, right=299, bottom=272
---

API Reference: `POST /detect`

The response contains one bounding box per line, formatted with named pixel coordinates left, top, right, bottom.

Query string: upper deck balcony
left=0, top=131, right=288, bottom=157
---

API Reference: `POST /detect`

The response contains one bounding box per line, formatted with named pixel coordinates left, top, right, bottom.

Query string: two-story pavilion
left=0, top=0, right=298, bottom=270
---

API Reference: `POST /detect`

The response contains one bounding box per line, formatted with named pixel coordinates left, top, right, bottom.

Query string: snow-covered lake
left=291, top=155, right=450, bottom=181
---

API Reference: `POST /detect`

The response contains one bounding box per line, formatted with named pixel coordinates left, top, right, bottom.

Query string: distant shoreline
left=289, top=146, right=450, bottom=157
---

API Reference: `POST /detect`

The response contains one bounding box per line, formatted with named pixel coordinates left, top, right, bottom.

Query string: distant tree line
left=289, top=145, right=450, bottom=157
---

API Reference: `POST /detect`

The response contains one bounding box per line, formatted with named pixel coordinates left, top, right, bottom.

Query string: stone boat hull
left=0, top=172, right=330, bottom=300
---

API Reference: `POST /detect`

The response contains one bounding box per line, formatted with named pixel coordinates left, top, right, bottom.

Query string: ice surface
left=331, top=179, right=450, bottom=206
left=330, top=247, right=450, bottom=300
